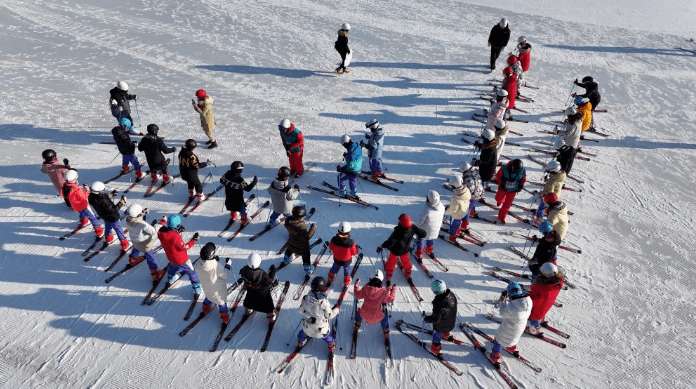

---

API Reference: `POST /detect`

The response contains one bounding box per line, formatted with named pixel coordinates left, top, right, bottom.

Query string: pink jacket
left=486, top=98, right=508, bottom=131
left=354, top=282, right=396, bottom=325
left=41, top=159, right=68, bottom=196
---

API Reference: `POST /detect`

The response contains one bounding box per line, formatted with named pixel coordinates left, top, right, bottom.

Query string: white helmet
left=450, top=174, right=463, bottom=188
left=427, top=190, right=440, bottom=205
left=499, top=18, right=508, bottom=28
left=496, top=89, right=508, bottom=97
left=340, top=134, right=351, bottom=145
left=90, top=181, right=105, bottom=194
left=338, top=221, right=352, bottom=234
left=279, top=118, right=291, bottom=130
left=64, top=170, right=78, bottom=183
left=518, top=36, right=526, bottom=43
left=565, top=106, right=578, bottom=115
left=365, top=119, right=379, bottom=130
left=341, top=23, right=351, bottom=31
left=553, top=138, right=565, bottom=149
left=482, top=129, right=495, bottom=142
left=545, top=161, right=561, bottom=173
left=127, top=204, right=143, bottom=218
left=116, top=81, right=128, bottom=91
left=248, top=253, right=262, bottom=269
left=373, top=269, right=384, bottom=282
left=540, top=262, right=558, bottom=277
left=460, top=162, right=473, bottom=173
left=493, top=118, right=506, bottom=130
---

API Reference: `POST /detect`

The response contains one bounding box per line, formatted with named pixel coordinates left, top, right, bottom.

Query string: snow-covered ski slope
left=1, top=0, right=694, bottom=388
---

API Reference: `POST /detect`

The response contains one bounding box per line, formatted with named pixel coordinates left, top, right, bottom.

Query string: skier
left=239, top=253, right=278, bottom=322
left=489, top=283, right=532, bottom=366
left=532, top=161, right=566, bottom=226
left=494, top=159, right=526, bottom=224
left=326, top=222, right=358, bottom=289
left=282, top=206, right=317, bottom=276
left=191, top=89, right=217, bottom=149
left=109, top=81, right=136, bottom=125
left=336, top=134, right=362, bottom=198
left=138, top=124, right=176, bottom=183
left=414, top=190, right=445, bottom=259
left=574, top=96, right=593, bottom=132
left=266, top=166, right=300, bottom=228
left=487, top=18, right=511, bottom=71
left=516, top=36, right=532, bottom=72
left=459, top=162, right=484, bottom=233
left=529, top=221, right=561, bottom=277
left=573, top=76, right=601, bottom=112
left=486, top=89, right=508, bottom=131
left=41, top=149, right=70, bottom=198
left=472, top=129, right=498, bottom=188
left=62, top=170, right=104, bottom=238
left=502, top=67, right=518, bottom=118
left=87, top=181, right=130, bottom=251
left=492, top=118, right=509, bottom=162
left=377, top=214, right=426, bottom=285
left=193, top=242, right=232, bottom=323
left=157, top=215, right=202, bottom=296
left=444, top=176, right=471, bottom=242
left=506, top=54, right=524, bottom=93
left=544, top=193, right=569, bottom=239
left=220, top=161, right=258, bottom=223
left=553, top=137, right=578, bottom=175
left=556, top=106, right=583, bottom=150
left=179, top=139, right=209, bottom=204
left=360, top=119, right=385, bottom=181
left=278, top=119, right=305, bottom=177
left=125, top=204, right=165, bottom=281
left=528, top=262, right=564, bottom=335
left=111, top=120, right=145, bottom=179
left=423, top=280, right=457, bottom=355
left=353, top=270, right=396, bottom=336
left=297, top=276, right=340, bottom=353
left=334, top=23, right=351, bottom=74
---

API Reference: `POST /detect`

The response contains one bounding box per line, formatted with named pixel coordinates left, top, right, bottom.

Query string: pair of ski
left=357, top=173, right=399, bottom=191
left=306, top=181, right=379, bottom=210
left=537, top=139, right=598, bottom=157
left=274, top=207, right=317, bottom=255
left=485, top=313, right=567, bottom=348
left=177, top=174, right=214, bottom=215
left=526, top=154, right=587, bottom=184
left=349, top=304, right=393, bottom=367
left=208, top=282, right=249, bottom=352
left=360, top=170, right=403, bottom=183
left=540, top=129, right=600, bottom=143
left=440, top=222, right=486, bottom=247
left=275, top=237, right=324, bottom=272
left=395, top=320, right=463, bottom=376
left=218, top=195, right=257, bottom=237
left=506, top=231, right=582, bottom=254
left=122, top=169, right=152, bottom=194
left=104, top=245, right=163, bottom=283
left=143, top=173, right=180, bottom=198
left=183, top=183, right=225, bottom=217
left=528, top=145, right=592, bottom=162
left=142, top=256, right=200, bottom=306
left=505, top=247, right=577, bottom=289
left=438, top=234, right=480, bottom=257
left=248, top=215, right=285, bottom=242
left=292, top=242, right=330, bottom=300
left=409, top=244, right=449, bottom=277
left=440, top=184, right=498, bottom=225
left=179, top=279, right=243, bottom=335
left=225, top=200, right=271, bottom=242
left=529, top=181, right=582, bottom=193
left=477, top=198, right=530, bottom=224
left=82, top=229, right=129, bottom=262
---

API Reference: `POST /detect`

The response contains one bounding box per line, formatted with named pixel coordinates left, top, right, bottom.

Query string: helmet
left=545, top=161, right=561, bottom=173
left=120, top=117, right=132, bottom=128
left=499, top=18, right=508, bottom=28
left=564, top=106, right=578, bottom=115
left=195, top=89, right=207, bottom=99
left=373, top=269, right=384, bottom=282
left=581, top=76, right=594, bottom=83
left=116, top=81, right=128, bottom=91
left=248, top=253, right=262, bottom=269
left=365, top=119, right=379, bottom=130
left=507, top=282, right=524, bottom=298
left=553, top=138, right=565, bottom=149
left=278, top=166, right=291, bottom=179
left=167, top=214, right=182, bottom=228
left=510, top=159, right=523, bottom=173
left=398, top=214, right=412, bottom=228
left=493, top=118, right=506, bottom=130
left=450, top=174, right=463, bottom=188
left=201, top=242, right=216, bottom=260
left=42, top=149, right=56, bottom=162
left=231, top=161, right=244, bottom=171
left=311, top=276, right=326, bottom=292
left=126, top=204, right=143, bottom=218
left=426, top=190, right=440, bottom=205
left=496, top=89, right=508, bottom=97
left=503, top=67, right=513, bottom=76
left=482, top=129, right=495, bottom=141
left=460, top=162, right=473, bottom=173
left=340, top=134, right=351, bottom=145
left=185, top=139, right=197, bottom=150
left=90, top=181, right=105, bottom=194
left=540, top=262, right=558, bottom=278
left=64, top=170, right=78, bottom=183
left=146, top=124, right=159, bottom=135
left=507, top=55, right=518, bottom=65
left=574, top=96, right=589, bottom=105
left=279, top=118, right=291, bottom=132
left=518, top=36, right=526, bottom=43
left=543, top=193, right=558, bottom=204
left=538, top=221, right=553, bottom=235
left=338, top=221, right=351, bottom=234
left=341, top=23, right=351, bottom=31
left=431, top=279, right=447, bottom=294
left=292, top=205, right=306, bottom=219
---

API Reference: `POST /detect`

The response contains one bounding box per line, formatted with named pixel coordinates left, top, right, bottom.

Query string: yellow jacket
left=578, top=102, right=593, bottom=131
left=194, top=96, right=215, bottom=132
left=541, top=171, right=566, bottom=197
left=548, top=202, right=569, bottom=239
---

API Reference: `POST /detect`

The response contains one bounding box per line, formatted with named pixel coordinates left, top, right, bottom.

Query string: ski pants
left=298, top=329, right=334, bottom=344
left=432, top=330, right=451, bottom=345
left=284, top=248, right=311, bottom=267
left=130, top=247, right=158, bottom=270
left=288, top=150, right=304, bottom=175
left=355, top=313, right=389, bottom=329
left=462, top=200, right=477, bottom=222
left=369, top=158, right=383, bottom=175
left=122, top=154, right=142, bottom=170
left=185, top=175, right=203, bottom=194
left=416, top=239, right=434, bottom=249
left=495, top=189, right=517, bottom=222
left=203, top=298, right=228, bottom=313
left=385, top=252, right=411, bottom=280
left=492, top=341, right=503, bottom=354
left=166, top=259, right=200, bottom=284
left=536, top=201, right=547, bottom=219
left=329, top=261, right=352, bottom=277
left=104, top=220, right=127, bottom=240
left=78, top=208, right=100, bottom=228
left=449, top=219, right=462, bottom=235
left=337, top=172, right=357, bottom=194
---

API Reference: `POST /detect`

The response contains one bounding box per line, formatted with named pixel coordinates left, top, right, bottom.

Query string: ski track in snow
left=1, top=0, right=696, bottom=387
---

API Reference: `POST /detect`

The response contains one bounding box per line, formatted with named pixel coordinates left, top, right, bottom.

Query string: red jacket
left=354, top=283, right=396, bottom=325
left=528, top=276, right=563, bottom=321
left=502, top=72, right=517, bottom=109
left=158, top=227, right=196, bottom=266
left=63, top=181, right=89, bottom=212
left=329, top=233, right=358, bottom=263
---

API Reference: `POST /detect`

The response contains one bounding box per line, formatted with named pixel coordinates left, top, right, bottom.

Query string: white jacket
left=125, top=215, right=159, bottom=252
left=194, top=259, right=230, bottom=306
left=415, top=200, right=445, bottom=240
left=557, top=119, right=582, bottom=149
left=445, top=186, right=471, bottom=220
left=486, top=99, right=508, bottom=131
left=494, top=296, right=532, bottom=347
left=268, top=178, right=300, bottom=215
left=299, top=291, right=339, bottom=338
left=463, top=170, right=484, bottom=199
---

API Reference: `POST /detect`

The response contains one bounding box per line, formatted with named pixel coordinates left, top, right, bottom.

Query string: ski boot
left=94, top=226, right=105, bottom=239
left=430, top=342, right=441, bottom=355
left=220, top=312, right=230, bottom=324
left=119, top=239, right=130, bottom=251
left=150, top=268, right=165, bottom=281
left=121, top=165, right=130, bottom=174
left=105, top=234, right=116, bottom=244
left=202, top=303, right=212, bottom=314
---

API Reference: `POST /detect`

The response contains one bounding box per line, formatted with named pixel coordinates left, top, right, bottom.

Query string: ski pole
left=134, top=99, right=141, bottom=129
left=110, top=150, right=121, bottom=164
left=286, top=319, right=303, bottom=346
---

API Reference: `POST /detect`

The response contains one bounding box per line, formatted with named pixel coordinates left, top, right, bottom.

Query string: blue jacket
left=498, top=163, right=526, bottom=193
left=280, top=125, right=303, bottom=153
left=363, top=128, right=384, bottom=160
left=341, top=141, right=363, bottom=174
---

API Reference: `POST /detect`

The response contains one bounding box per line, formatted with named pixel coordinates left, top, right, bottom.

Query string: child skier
left=194, top=242, right=232, bottom=323
left=297, top=276, right=340, bottom=353
left=138, top=124, right=176, bottom=183
left=529, top=222, right=561, bottom=278
left=527, top=262, right=564, bottom=335
left=544, top=193, right=569, bottom=239
left=486, top=89, right=508, bottom=131
left=62, top=170, right=104, bottom=238
left=109, top=80, right=136, bottom=125
left=353, top=270, right=397, bottom=335
left=444, top=176, right=470, bottom=242
left=220, top=161, right=258, bottom=223
left=460, top=162, right=484, bottom=233
left=282, top=206, right=317, bottom=276
left=377, top=214, right=426, bottom=285
left=278, top=119, right=305, bottom=177
left=414, top=190, right=445, bottom=259
left=179, top=139, right=209, bottom=204
left=87, top=181, right=130, bottom=251
left=337, top=134, right=362, bottom=198
left=494, top=159, right=526, bottom=224
left=575, top=96, right=593, bottom=132
left=157, top=215, right=202, bottom=296
left=472, top=129, right=499, bottom=188
left=326, top=221, right=358, bottom=289
left=502, top=67, right=518, bottom=118
left=267, top=166, right=300, bottom=228
left=125, top=204, right=165, bottom=281
left=492, top=118, right=509, bottom=162
left=334, top=23, right=351, bottom=74
left=553, top=138, right=578, bottom=175
left=487, top=18, right=510, bottom=71
left=41, top=149, right=70, bottom=198
left=573, top=76, right=601, bottom=112
left=360, top=119, right=385, bottom=181
left=423, top=280, right=457, bottom=355
left=111, top=120, right=145, bottom=179
left=489, top=283, right=532, bottom=366
left=516, top=36, right=532, bottom=72
left=192, top=89, right=217, bottom=149
left=239, top=253, right=278, bottom=322
left=556, top=106, right=583, bottom=150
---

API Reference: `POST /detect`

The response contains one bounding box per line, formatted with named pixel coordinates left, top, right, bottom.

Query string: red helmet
left=507, top=55, right=518, bottom=65
left=503, top=67, right=513, bottom=76
left=398, top=214, right=412, bottom=228
left=543, top=193, right=558, bottom=204
left=195, top=89, right=207, bottom=99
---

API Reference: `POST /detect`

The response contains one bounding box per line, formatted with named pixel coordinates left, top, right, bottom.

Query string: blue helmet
left=431, top=280, right=447, bottom=294
left=573, top=96, right=586, bottom=106
left=506, top=282, right=524, bottom=298
left=538, top=221, right=553, bottom=235
left=120, top=117, right=132, bottom=128
left=167, top=214, right=182, bottom=228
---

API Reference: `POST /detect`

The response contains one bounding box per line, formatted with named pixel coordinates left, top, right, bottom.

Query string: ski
left=81, top=237, right=103, bottom=256
left=398, top=321, right=467, bottom=345
left=103, top=249, right=129, bottom=272
left=541, top=321, right=571, bottom=339
left=349, top=317, right=360, bottom=359
left=311, top=181, right=379, bottom=210
left=249, top=216, right=286, bottom=241
left=438, top=235, right=479, bottom=257
left=276, top=237, right=323, bottom=271
left=226, top=200, right=271, bottom=242
left=410, top=247, right=434, bottom=279
left=179, top=281, right=242, bottom=336
left=585, top=127, right=610, bottom=137
left=440, top=226, right=484, bottom=248
left=395, top=320, right=463, bottom=376
left=381, top=305, right=393, bottom=366
left=183, top=293, right=201, bottom=321
left=485, top=313, right=566, bottom=348
left=462, top=322, right=541, bottom=372
left=83, top=238, right=118, bottom=262
left=217, top=194, right=256, bottom=236
left=325, top=341, right=335, bottom=385
left=594, top=109, right=608, bottom=113
left=103, top=170, right=131, bottom=184
left=260, top=281, right=291, bottom=352
left=425, top=251, right=449, bottom=272
left=222, top=311, right=254, bottom=345
left=330, top=254, right=362, bottom=354
left=529, top=181, right=582, bottom=193
left=144, top=173, right=180, bottom=198
left=507, top=232, right=582, bottom=254
left=209, top=321, right=230, bottom=352
left=396, top=260, right=423, bottom=301
left=178, top=197, right=197, bottom=215
left=59, top=223, right=87, bottom=240
left=183, top=183, right=225, bottom=217
left=360, top=171, right=404, bottom=183
left=146, top=258, right=198, bottom=306
left=357, top=174, right=399, bottom=191
left=141, top=264, right=170, bottom=305
left=122, top=169, right=151, bottom=194
left=276, top=338, right=313, bottom=374
left=508, top=245, right=531, bottom=260
left=105, top=255, right=144, bottom=283
left=293, top=242, right=329, bottom=300
left=459, top=322, right=519, bottom=388
left=275, top=208, right=317, bottom=254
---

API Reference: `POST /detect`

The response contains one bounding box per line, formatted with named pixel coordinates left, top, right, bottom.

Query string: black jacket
left=111, top=126, right=136, bottom=156
left=88, top=193, right=120, bottom=223
left=178, top=148, right=207, bottom=183
left=488, top=25, right=510, bottom=48
left=240, top=266, right=275, bottom=313
left=576, top=81, right=601, bottom=109
left=556, top=145, right=577, bottom=174
left=334, top=32, right=349, bottom=55
left=138, top=134, right=174, bottom=170
left=220, top=170, right=257, bottom=212
left=109, top=87, right=135, bottom=115
left=477, top=141, right=498, bottom=182
left=530, top=235, right=560, bottom=275
left=424, top=289, right=457, bottom=334
left=381, top=224, right=426, bottom=256
left=285, top=217, right=316, bottom=253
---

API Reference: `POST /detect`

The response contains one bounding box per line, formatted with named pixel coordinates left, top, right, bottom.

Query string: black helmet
left=278, top=166, right=291, bottom=179
left=185, top=139, right=197, bottom=150
left=200, top=242, right=216, bottom=260
left=310, top=276, right=326, bottom=292
left=581, top=76, right=594, bottom=83
left=291, top=205, right=306, bottom=219
left=231, top=161, right=244, bottom=171
left=510, top=159, right=524, bottom=173
left=146, top=124, right=159, bottom=135
left=42, top=149, right=56, bottom=162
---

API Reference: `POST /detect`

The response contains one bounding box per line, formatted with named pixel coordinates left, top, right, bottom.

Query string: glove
left=192, top=232, right=200, bottom=241
left=206, top=158, right=211, bottom=165
left=532, top=235, right=539, bottom=242
left=63, top=158, right=70, bottom=166
left=293, top=184, right=300, bottom=190
left=172, top=146, right=177, bottom=153
left=132, top=95, right=137, bottom=99
left=421, top=311, right=426, bottom=318
left=336, top=165, right=342, bottom=172
left=376, top=247, right=383, bottom=254
left=110, top=99, right=117, bottom=106
left=473, top=141, right=481, bottom=149
left=471, top=158, right=479, bottom=166
left=117, top=196, right=126, bottom=207
left=109, top=189, right=118, bottom=197
left=364, top=134, right=370, bottom=139
left=573, top=79, right=579, bottom=85
left=359, top=140, right=365, bottom=147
